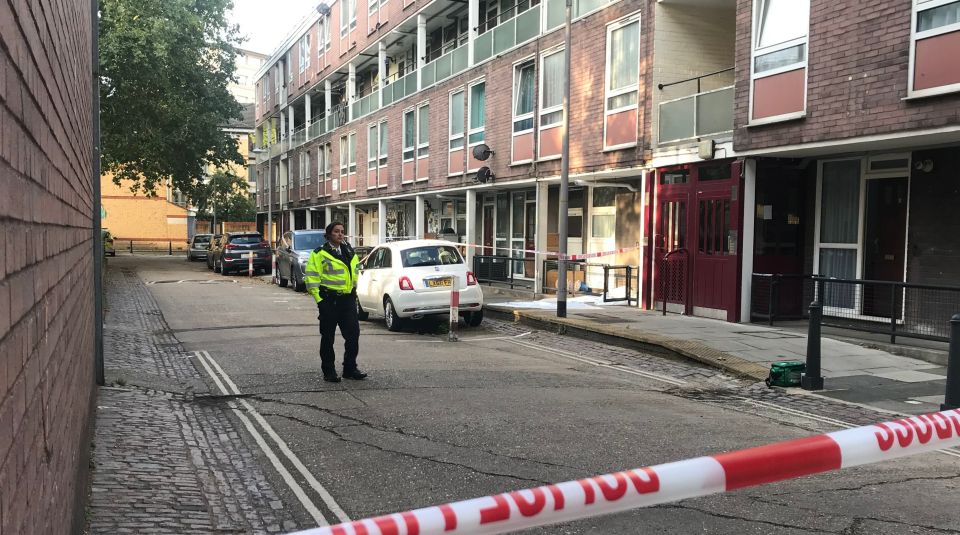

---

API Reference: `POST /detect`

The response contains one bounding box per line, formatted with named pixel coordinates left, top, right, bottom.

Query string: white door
left=357, top=247, right=383, bottom=309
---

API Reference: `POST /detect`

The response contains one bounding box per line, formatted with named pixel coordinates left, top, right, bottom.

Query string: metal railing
left=541, top=260, right=636, bottom=304
left=602, top=265, right=637, bottom=306
left=382, top=70, right=418, bottom=106
left=473, top=4, right=541, bottom=64
left=752, top=273, right=960, bottom=343
left=472, top=255, right=534, bottom=292
left=420, top=46, right=470, bottom=89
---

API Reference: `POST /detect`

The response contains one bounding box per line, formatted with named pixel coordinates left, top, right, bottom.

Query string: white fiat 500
left=355, top=240, right=484, bottom=331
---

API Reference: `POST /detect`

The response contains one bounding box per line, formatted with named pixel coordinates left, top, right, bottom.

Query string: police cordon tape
left=343, top=237, right=640, bottom=262
left=287, top=409, right=960, bottom=535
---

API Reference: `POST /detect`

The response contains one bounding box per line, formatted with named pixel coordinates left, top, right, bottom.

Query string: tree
left=194, top=171, right=256, bottom=223
left=99, top=0, right=244, bottom=200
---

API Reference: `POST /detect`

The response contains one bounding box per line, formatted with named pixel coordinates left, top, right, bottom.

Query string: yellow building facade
left=101, top=173, right=191, bottom=251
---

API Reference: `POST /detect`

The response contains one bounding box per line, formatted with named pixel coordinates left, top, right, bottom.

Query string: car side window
left=380, top=249, right=392, bottom=269
left=369, top=248, right=384, bottom=269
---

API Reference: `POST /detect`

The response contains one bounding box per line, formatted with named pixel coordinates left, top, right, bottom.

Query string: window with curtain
left=417, top=104, right=430, bottom=157
left=918, top=1, right=960, bottom=31
left=305, top=152, right=311, bottom=185
left=540, top=50, right=564, bottom=127
left=403, top=110, right=415, bottom=161
left=449, top=90, right=465, bottom=149
left=513, top=60, right=535, bottom=133
left=606, top=18, right=640, bottom=112
left=348, top=132, right=357, bottom=173
left=468, top=82, right=486, bottom=144
left=339, top=135, right=348, bottom=177
left=818, top=159, right=861, bottom=308
left=368, top=124, right=378, bottom=165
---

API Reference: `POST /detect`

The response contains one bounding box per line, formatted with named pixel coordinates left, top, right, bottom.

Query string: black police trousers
left=317, top=293, right=360, bottom=376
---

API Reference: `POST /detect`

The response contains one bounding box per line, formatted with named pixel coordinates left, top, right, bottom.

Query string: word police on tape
left=288, top=409, right=960, bottom=535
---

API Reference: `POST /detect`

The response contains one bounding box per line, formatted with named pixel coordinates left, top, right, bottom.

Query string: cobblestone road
left=86, top=266, right=306, bottom=534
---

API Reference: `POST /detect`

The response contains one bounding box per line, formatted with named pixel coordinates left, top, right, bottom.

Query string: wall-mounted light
left=913, top=159, right=934, bottom=173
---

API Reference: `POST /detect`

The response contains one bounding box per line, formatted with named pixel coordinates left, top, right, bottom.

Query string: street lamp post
left=249, top=148, right=271, bottom=245
left=557, top=0, right=573, bottom=318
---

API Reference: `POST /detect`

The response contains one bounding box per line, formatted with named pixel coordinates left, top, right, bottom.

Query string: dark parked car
left=211, top=232, right=272, bottom=275
left=206, top=234, right=224, bottom=270
left=275, top=230, right=326, bottom=292
left=186, top=233, right=213, bottom=262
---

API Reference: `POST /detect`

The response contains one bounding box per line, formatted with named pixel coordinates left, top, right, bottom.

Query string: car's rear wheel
left=357, top=298, right=369, bottom=321
left=467, top=310, right=484, bottom=327
left=213, top=258, right=221, bottom=273
left=384, top=297, right=403, bottom=332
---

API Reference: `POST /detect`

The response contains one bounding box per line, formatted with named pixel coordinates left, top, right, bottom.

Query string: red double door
left=650, top=160, right=744, bottom=321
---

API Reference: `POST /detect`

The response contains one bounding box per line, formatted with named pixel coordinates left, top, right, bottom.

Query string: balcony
left=657, top=69, right=734, bottom=144
left=474, top=4, right=541, bottom=65
left=292, top=126, right=307, bottom=148
left=382, top=70, right=418, bottom=107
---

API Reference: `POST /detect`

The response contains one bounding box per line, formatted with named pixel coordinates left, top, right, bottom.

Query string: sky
left=229, top=0, right=321, bottom=57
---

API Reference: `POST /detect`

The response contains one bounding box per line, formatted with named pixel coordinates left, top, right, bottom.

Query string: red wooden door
left=653, top=168, right=692, bottom=312
left=690, top=161, right=742, bottom=321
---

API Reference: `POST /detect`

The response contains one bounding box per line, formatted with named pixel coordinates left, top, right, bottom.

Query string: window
left=910, top=0, right=960, bottom=96
left=401, top=245, right=463, bottom=267
left=369, top=0, right=378, bottom=15
left=341, top=0, right=357, bottom=36
left=274, top=65, right=281, bottom=96
left=378, top=120, right=388, bottom=167
left=417, top=104, right=429, bottom=158
left=750, top=0, right=809, bottom=121
left=403, top=109, right=415, bottom=161
left=340, top=135, right=349, bottom=179
left=539, top=49, right=564, bottom=127
left=317, top=145, right=325, bottom=195
left=286, top=52, right=292, bottom=84
left=468, top=81, right=485, bottom=145
left=304, top=151, right=311, bottom=185
left=349, top=132, right=357, bottom=174
left=299, top=34, right=311, bottom=73
left=449, top=89, right=465, bottom=150
left=513, top=60, right=535, bottom=133
left=368, top=123, right=378, bottom=169
left=605, top=17, right=640, bottom=112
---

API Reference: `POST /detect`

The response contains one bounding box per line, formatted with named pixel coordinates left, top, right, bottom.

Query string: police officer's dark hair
left=325, top=221, right=345, bottom=235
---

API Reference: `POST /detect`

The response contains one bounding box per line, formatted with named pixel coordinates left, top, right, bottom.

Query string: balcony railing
left=308, top=116, right=327, bottom=138
left=269, top=142, right=283, bottom=157
left=658, top=68, right=734, bottom=144
left=292, top=126, right=307, bottom=148
left=474, top=5, right=540, bottom=65
left=382, top=70, right=418, bottom=107
left=420, top=46, right=469, bottom=88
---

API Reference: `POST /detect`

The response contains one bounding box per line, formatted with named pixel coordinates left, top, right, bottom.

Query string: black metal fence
left=541, top=260, right=638, bottom=304
left=659, top=249, right=688, bottom=315
left=752, top=273, right=960, bottom=342
left=472, top=255, right=534, bottom=292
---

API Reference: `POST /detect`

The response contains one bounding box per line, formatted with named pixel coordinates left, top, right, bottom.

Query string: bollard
left=168, top=240, right=173, bottom=256
left=129, top=240, right=133, bottom=254
left=942, top=314, right=960, bottom=411
left=801, top=301, right=824, bottom=390
left=448, top=275, right=459, bottom=342
left=248, top=253, right=254, bottom=277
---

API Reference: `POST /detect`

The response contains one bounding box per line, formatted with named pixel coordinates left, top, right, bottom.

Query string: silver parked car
left=186, top=233, right=213, bottom=262
left=275, top=230, right=326, bottom=292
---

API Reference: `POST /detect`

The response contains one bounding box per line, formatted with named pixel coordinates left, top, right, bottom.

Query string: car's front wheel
left=293, top=266, right=306, bottom=292
left=384, top=297, right=403, bottom=332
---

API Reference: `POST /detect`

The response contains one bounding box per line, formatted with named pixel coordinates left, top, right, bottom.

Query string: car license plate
left=426, top=278, right=452, bottom=288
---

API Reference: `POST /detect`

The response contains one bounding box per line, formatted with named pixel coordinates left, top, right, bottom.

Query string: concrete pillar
left=348, top=202, right=357, bottom=242
left=415, top=195, right=425, bottom=239
left=468, top=0, right=479, bottom=65
left=305, top=209, right=313, bottom=229
left=416, top=14, right=426, bottom=90
left=305, top=92, right=312, bottom=132
left=289, top=210, right=296, bottom=231
left=378, top=199, right=387, bottom=243
left=324, top=80, right=332, bottom=118
left=378, top=42, right=387, bottom=109
left=348, top=62, right=356, bottom=122
left=740, top=159, right=757, bottom=323
left=289, top=106, right=296, bottom=146
left=325, top=206, right=332, bottom=229
left=279, top=112, right=286, bottom=148
left=535, top=181, right=549, bottom=295
left=465, top=189, right=477, bottom=267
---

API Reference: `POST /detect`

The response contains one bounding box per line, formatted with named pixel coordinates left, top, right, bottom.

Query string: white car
left=355, top=239, right=484, bottom=331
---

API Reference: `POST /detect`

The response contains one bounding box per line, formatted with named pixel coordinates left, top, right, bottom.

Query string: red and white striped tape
left=346, top=237, right=638, bottom=262
left=288, top=409, right=960, bottom=535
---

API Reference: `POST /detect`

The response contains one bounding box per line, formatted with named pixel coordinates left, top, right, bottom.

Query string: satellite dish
left=472, top=144, right=493, bottom=162
left=475, top=166, right=493, bottom=184
left=316, top=2, right=331, bottom=16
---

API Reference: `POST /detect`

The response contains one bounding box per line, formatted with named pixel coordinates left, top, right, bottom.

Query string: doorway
left=862, top=177, right=908, bottom=318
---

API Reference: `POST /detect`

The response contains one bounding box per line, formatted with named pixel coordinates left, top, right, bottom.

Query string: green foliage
left=194, top=170, right=256, bottom=222
left=99, top=0, right=244, bottom=199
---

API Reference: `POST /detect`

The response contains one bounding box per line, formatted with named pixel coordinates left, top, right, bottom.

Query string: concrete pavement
left=485, top=293, right=950, bottom=414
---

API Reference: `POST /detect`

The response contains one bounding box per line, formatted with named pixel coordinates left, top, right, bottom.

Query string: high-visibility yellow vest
left=304, top=245, right=359, bottom=303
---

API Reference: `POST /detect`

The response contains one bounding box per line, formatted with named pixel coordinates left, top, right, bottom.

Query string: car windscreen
left=294, top=233, right=326, bottom=251
left=229, top=235, right=263, bottom=245
left=400, top=245, right=463, bottom=267
left=193, top=236, right=211, bottom=245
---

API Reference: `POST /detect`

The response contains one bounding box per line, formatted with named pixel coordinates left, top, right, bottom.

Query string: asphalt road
left=128, top=255, right=960, bottom=534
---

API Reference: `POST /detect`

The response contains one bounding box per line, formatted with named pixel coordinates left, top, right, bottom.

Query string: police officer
left=304, top=222, right=367, bottom=383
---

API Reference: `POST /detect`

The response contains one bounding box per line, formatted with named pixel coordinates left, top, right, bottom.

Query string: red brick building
left=0, top=0, right=97, bottom=533
left=255, top=0, right=960, bottom=330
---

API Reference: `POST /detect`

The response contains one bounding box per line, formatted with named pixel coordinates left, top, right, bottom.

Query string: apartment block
left=255, top=0, right=960, bottom=334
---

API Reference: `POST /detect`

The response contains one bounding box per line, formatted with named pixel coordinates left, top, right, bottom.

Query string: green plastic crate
left=765, top=360, right=806, bottom=387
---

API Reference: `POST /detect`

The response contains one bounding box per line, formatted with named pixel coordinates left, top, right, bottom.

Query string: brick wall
left=273, top=0, right=649, bottom=209
left=733, top=0, right=960, bottom=152
left=0, top=1, right=96, bottom=534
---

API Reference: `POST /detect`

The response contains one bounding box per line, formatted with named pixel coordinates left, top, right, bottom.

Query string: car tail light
left=259, top=241, right=270, bottom=248
left=398, top=276, right=414, bottom=291
left=224, top=243, right=237, bottom=250
left=466, top=271, right=477, bottom=286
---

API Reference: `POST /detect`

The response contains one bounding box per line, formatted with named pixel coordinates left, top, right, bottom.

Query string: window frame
left=378, top=119, right=388, bottom=169
left=467, top=78, right=486, bottom=154
left=748, top=0, right=810, bottom=125
left=448, top=88, right=465, bottom=176
left=348, top=131, right=358, bottom=178
left=402, top=107, right=416, bottom=166
left=339, top=134, right=349, bottom=191
left=512, top=58, right=536, bottom=136
left=304, top=150, right=312, bottom=186
left=603, top=13, right=641, bottom=150
left=909, top=0, right=960, bottom=98
left=538, top=48, right=564, bottom=130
